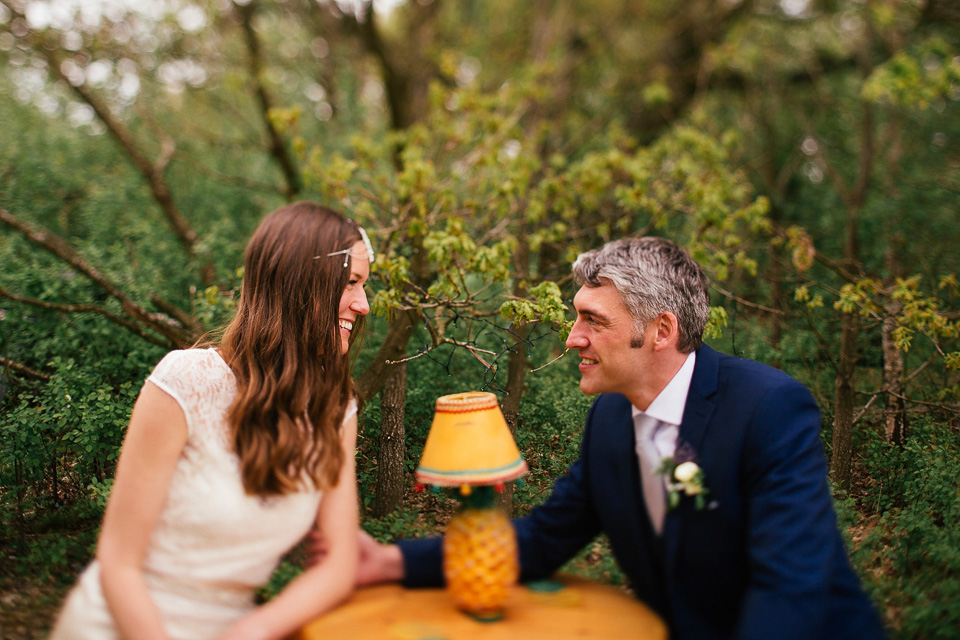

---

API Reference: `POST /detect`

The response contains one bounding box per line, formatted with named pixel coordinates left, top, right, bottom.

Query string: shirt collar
left=630, top=351, right=696, bottom=427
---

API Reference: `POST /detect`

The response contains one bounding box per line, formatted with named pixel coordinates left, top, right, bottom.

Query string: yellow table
left=293, top=576, right=666, bottom=640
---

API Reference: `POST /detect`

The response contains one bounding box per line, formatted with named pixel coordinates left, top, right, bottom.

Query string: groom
left=356, top=237, right=886, bottom=640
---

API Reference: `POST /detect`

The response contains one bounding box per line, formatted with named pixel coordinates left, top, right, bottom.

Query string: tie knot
left=636, top=413, right=661, bottom=441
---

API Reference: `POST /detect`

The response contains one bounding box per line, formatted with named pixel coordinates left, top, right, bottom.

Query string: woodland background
left=1, top=0, right=959, bottom=638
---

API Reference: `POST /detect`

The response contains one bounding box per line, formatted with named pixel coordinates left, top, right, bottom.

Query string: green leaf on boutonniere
left=668, top=489, right=681, bottom=510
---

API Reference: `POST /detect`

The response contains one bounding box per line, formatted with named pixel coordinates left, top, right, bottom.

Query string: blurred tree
left=693, top=0, right=960, bottom=488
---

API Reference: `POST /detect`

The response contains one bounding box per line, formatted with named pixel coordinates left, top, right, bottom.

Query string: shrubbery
left=836, top=417, right=960, bottom=639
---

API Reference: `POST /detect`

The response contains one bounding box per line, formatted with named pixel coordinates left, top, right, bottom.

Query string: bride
left=51, top=201, right=373, bottom=640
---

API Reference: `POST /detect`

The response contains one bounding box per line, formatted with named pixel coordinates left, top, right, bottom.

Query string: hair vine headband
left=317, top=226, right=376, bottom=267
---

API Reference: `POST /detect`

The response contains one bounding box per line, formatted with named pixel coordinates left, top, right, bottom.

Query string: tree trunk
left=356, top=309, right=419, bottom=402
left=497, top=232, right=532, bottom=515
left=881, top=308, right=906, bottom=446
left=374, top=361, right=407, bottom=517
left=882, top=244, right=907, bottom=445
left=355, top=0, right=437, bottom=131
left=238, top=1, right=303, bottom=200
left=356, top=231, right=429, bottom=402
left=15, top=458, right=25, bottom=548
left=766, top=206, right=785, bottom=365
left=831, top=311, right=859, bottom=490
left=498, top=322, right=530, bottom=516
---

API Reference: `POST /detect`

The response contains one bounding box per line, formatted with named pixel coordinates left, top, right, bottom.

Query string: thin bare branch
left=384, top=349, right=432, bottom=366
left=150, top=295, right=205, bottom=339
left=530, top=348, right=569, bottom=373
left=851, top=391, right=881, bottom=427
left=874, top=389, right=960, bottom=416
left=385, top=335, right=498, bottom=369
left=0, top=355, right=52, bottom=381
left=712, top=283, right=786, bottom=316
left=904, top=354, right=936, bottom=384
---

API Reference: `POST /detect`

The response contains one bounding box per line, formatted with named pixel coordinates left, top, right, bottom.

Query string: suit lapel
left=663, top=344, right=720, bottom=575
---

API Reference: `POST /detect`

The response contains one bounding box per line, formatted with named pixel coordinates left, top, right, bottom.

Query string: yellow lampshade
left=416, top=392, right=528, bottom=487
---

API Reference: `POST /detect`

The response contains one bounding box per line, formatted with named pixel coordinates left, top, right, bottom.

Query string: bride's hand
left=308, top=528, right=404, bottom=586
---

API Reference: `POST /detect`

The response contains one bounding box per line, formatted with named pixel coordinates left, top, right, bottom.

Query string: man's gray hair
left=572, top=237, right=710, bottom=353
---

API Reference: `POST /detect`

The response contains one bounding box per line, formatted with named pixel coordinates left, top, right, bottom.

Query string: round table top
left=292, top=575, right=666, bottom=640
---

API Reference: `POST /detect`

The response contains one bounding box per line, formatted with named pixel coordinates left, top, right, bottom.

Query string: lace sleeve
left=146, top=350, right=200, bottom=436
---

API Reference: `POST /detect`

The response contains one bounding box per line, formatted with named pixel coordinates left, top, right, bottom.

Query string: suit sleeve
left=397, top=535, right=445, bottom=588
left=398, top=397, right=606, bottom=587
left=735, top=379, right=838, bottom=640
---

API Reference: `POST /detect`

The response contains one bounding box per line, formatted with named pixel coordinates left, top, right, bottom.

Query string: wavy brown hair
left=219, top=201, right=366, bottom=496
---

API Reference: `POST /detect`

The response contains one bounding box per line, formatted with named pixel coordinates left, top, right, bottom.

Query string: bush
left=838, top=417, right=960, bottom=639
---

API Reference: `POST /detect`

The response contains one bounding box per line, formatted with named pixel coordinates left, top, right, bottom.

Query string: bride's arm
left=220, top=411, right=360, bottom=640
left=97, top=381, right=188, bottom=640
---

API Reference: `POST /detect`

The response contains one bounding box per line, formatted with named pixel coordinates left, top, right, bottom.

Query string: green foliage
left=305, top=78, right=767, bottom=363
left=363, top=507, right=442, bottom=543
left=500, top=281, right=569, bottom=333
left=703, top=306, right=729, bottom=342
left=836, top=418, right=960, bottom=639
left=513, top=362, right=593, bottom=512
left=256, top=560, right=302, bottom=603
left=863, top=37, right=960, bottom=110
left=560, top=535, right=627, bottom=587
left=0, top=352, right=145, bottom=576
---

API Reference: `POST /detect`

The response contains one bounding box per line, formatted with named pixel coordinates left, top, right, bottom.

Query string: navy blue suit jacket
left=400, top=344, right=885, bottom=639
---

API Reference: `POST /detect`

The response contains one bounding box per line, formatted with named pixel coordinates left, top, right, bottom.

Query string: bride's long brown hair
left=219, top=201, right=365, bottom=496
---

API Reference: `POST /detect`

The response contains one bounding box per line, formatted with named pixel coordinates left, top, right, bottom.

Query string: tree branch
left=0, top=1, right=215, bottom=286
left=0, top=208, right=190, bottom=346
left=0, top=287, right=174, bottom=348
left=236, top=1, right=303, bottom=199
left=712, top=282, right=787, bottom=315
left=0, top=355, right=52, bottom=381
left=47, top=55, right=213, bottom=281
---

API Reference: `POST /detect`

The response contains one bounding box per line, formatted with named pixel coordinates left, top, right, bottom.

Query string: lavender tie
left=635, top=413, right=666, bottom=535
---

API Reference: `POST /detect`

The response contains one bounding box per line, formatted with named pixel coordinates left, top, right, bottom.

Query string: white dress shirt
left=631, top=351, right=696, bottom=532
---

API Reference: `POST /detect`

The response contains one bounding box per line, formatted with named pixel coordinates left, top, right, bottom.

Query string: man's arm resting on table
left=376, top=397, right=607, bottom=590
left=353, top=465, right=600, bottom=590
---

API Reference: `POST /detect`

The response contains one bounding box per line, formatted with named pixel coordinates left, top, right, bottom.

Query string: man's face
left=565, top=282, right=650, bottom=397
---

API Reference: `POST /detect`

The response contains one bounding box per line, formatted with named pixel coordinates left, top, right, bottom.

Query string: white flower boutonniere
left=656, top=442, right=710, bottom=511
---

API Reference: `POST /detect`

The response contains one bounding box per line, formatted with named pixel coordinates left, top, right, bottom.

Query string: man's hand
left=307, top=528, right=405, bottom=587
left=356, top=530, right=405, bottom=586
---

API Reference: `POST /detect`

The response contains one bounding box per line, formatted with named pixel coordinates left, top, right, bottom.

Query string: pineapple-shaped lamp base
left=442, top=486, right=518, bottom=621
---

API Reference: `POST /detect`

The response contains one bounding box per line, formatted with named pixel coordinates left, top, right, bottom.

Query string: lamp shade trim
left=434, top=405, right=500, bottom=414
left=433, top=392, right=500, bottom=413
left=416, top=458, right=528, bottom=486
left=418, top=390, right=528, bottom=487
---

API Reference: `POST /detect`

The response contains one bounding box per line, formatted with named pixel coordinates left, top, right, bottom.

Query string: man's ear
left=652, top=312, right=680, bottom=351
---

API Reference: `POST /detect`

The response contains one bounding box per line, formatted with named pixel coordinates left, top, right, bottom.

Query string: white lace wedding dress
left=50, top=349, right=355, bottom=640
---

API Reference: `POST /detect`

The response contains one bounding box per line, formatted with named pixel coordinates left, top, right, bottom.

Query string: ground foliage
left=1, top=1, right=960, bottom=639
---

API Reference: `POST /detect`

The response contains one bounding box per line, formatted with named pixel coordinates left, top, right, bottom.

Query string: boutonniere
left=656, top=442, right=709, bottom=511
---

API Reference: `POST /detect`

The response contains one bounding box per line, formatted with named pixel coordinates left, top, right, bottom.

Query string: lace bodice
left=51, top=348, right=357, bottom=640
